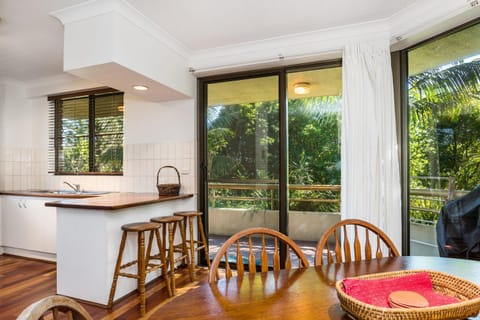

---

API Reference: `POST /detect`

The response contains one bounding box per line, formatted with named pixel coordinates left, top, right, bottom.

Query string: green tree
left=208, top=101, right=279, bottom=181
left=288, top=96, right=341, bottom=211
left=409, top=60, right=480, bottom=190
left=408, top=60, right=480, bottom=221
left=207, top=95, right=342, bottom=211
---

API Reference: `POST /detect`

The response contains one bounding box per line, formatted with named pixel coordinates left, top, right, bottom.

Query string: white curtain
left=341, top=38, right=402, bottom=252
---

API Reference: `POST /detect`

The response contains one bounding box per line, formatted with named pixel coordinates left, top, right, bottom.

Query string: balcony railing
left=209, top=177, right=469, bottom=255
left=208, top=182, right=341, bottom=209
left=409, top=176, right=471, bottom=256
left=409, top=176, right=468, bottom=222
left=208, top=178, right=467, bottom=214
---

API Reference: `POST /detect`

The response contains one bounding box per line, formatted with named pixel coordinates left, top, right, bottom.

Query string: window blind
left=94, top=93, right=124, bottom=173
left=48, top=89, right=124, bottom=175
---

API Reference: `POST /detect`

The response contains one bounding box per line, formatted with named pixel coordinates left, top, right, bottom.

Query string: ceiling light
left=132, top=85, right=149, bottom=91
left=294, top=82, right=311, bottom=95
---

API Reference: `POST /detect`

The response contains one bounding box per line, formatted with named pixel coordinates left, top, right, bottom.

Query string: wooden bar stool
left=150, top=215, right=193, bottom=294
left=108, top=221, right=171, bottom=316
left=173, top=211, right=211, bottom=269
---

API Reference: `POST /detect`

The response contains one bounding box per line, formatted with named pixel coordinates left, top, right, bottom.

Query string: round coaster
left=388, top=290, right=429, bottom=308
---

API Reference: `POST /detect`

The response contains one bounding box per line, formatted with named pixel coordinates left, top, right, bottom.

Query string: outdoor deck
left=209, top=234, right=317, bottom=266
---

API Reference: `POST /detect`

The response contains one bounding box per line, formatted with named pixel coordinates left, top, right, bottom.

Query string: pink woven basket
left=336, top=269, right=480, bottom=320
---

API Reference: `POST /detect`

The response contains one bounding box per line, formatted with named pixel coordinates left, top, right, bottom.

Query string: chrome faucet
left=63, top=181, right=81, bottom=192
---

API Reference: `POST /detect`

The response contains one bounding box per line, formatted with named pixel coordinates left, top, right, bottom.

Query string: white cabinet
left=0, top=197, right=3, bottom=254
left=1, top=196, right=57, bottom=260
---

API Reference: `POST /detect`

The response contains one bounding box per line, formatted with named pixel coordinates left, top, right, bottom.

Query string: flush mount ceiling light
left=132, top=85, right=149, bottom=91
left=294, top=82, right=311, bottom=95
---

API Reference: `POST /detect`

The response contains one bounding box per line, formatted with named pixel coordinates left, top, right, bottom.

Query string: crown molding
left=388, top=0, right=477, bottom=43
left=189, top=0, right=479, bottom=74
left=49, top=0, right=479, bottom=77
left=189, top=19, right=391, bottom=74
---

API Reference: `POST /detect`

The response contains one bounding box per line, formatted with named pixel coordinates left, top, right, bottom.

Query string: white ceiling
left=131, top=0, right=417, bottom=50
left=0, top=0, right=420, bottom=83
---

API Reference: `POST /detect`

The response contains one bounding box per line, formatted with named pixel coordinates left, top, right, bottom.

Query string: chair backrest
left=17, top=295, right=93, bottom=320
left=208, top=227, right=309, bottom=283
left=314, top=219, right=399, bottom=266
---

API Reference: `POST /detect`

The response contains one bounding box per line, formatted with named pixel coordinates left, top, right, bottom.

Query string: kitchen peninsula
left=45, top=192, right=194, bottom=306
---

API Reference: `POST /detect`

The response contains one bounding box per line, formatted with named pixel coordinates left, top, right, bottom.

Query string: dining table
left=150, top=256, right=480, bottom=319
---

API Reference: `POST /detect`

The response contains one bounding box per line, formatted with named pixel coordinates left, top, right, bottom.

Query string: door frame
left=196, top=60, right=343, bottom=260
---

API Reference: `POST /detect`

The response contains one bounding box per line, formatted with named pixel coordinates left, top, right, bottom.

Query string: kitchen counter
left=45, top=192, right=193, bottom=210
left=1, top=190, right=193, bottom=209
left=51, top=191, right=196, bottom=306
left=1, top=189, right=196, bottom=304
left=0, top=190, right=105, bottom=199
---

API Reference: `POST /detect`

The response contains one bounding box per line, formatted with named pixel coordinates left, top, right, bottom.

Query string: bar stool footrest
left=120, top=260, right=138, bottom=269
left=118, top=272, right=140, bottom=279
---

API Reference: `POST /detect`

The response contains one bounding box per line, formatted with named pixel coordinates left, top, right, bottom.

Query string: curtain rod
left=188, top=51, right=342, bottom=75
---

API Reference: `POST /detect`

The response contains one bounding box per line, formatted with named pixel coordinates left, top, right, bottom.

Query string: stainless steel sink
left=28, top=189, right=111, bottom=195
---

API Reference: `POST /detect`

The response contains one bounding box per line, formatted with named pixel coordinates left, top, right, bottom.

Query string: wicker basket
left=156, top=165, right=181, bottom=196
left=336, top=269, right=480, bottom=320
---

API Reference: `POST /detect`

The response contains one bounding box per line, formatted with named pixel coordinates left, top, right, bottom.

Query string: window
left=48, top=88, right=124, bottom=175
left=200, top=62, right=342, bottom=264
left=405, top=21, right=480, bottom=256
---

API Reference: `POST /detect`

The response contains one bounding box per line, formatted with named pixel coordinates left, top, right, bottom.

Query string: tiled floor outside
left=209, top=234, right=317, bottom=266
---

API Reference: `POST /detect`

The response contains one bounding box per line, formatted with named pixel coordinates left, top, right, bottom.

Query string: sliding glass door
left=406, top=21, right=480, bottom=256
left=204, top=75, right=281, bottom=256
left=200, top=63, right=342, bottom=264
left=286, top=68, right=342, bottom=256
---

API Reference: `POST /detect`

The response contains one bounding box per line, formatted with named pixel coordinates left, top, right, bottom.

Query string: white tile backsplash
left=167, top=143, right=176, bottom=159
left=4, top=162, right=13, bottom=175
left=146, top=143, right=155, bottom=160
left=139, top=144, right=148, bottom=160
left=0, top=142, right=196, bottom=194
left=154, top=143, right=162, bottom=159
left=160, top=143, right=168, bottom=159
left=4, top=149, right=13, bottom=162
left=12, top=148, right=21, bottom=162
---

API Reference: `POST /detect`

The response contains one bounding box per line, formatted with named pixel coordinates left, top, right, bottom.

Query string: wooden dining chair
left=208, top=227, right=309, bottom=283
left=16, top=295, right=93, bottom=320
left=314, top=219, right=400, bottom=266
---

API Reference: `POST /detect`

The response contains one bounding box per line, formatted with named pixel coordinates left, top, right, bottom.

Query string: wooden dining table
left=150, top=256, right=480, bottom=319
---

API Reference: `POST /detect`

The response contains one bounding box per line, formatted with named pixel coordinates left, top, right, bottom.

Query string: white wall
left=0, top=82, right=32, bottom=147
left=125, top=96, right=195, bottom=144
left=0, top=78, right=197, bottom=195
left=0, top=81, right=35, bottom=190
left=122, top=96, right=196, bottom=194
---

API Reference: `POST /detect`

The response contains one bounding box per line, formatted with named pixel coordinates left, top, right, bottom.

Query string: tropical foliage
left=61, top=114, right=124, bottom=173
left=206, top=52, right=480, bottom=219
left=408, top=59, right=480, bottom=221
left=57, top=92, right=124, bottom=174
left=207, top=95, right=341, bottom=211
left=288, top=97, right=341, bottom=211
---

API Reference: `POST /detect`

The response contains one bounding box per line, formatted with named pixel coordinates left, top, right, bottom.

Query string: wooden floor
left=0, top=254, right=208, bottom=319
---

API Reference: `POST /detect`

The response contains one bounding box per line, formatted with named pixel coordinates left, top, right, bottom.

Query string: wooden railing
left=208, top=182, right=341, bottom=209
left=409, top=176, right=469, bottom=222
left=208, top=177, right=469, bottom=218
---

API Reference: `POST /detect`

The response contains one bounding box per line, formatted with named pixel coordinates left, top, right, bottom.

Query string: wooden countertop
left=42, top=192, right=194, bottom=210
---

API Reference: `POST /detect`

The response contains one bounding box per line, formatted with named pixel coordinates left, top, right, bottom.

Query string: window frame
left=48, top=87, right=124, bottom=176
left=197, top=60, right=342, bottom=264
left=399, top=17, right=480, bottom=255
